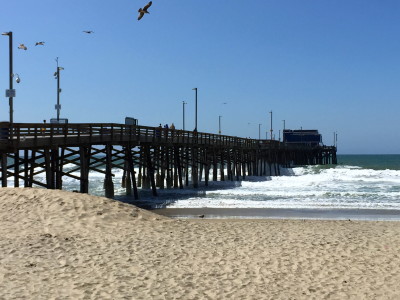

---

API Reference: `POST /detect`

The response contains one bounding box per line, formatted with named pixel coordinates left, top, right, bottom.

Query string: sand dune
left=1, top=188, right=400, bottom=299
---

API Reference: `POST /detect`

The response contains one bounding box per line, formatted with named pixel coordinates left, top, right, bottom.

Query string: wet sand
left=154, top=207, right=400, bottom=221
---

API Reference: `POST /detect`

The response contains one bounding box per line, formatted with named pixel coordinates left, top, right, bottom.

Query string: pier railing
left=0, top=123, right=283, bottom=150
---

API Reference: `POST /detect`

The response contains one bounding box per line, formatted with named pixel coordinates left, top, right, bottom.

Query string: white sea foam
left=165, top=165, right=400, bottom=210
left=6, top=163, right=400, bottom=210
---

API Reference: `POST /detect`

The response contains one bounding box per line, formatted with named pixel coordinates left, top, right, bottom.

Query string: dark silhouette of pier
left=0, top=122, right=337, bottom=199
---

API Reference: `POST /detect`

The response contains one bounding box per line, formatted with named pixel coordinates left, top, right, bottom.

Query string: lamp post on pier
left=182, top=101, right=187, bottom=130
left=282, top=119, right=286, bottom=142
left=192, top=87, right=197, bottom=131
left=333, top=131, right=338, bottom=147
left=2, top=31, right=14, bottom=135
left=258, top=123, right=262, bottom=140
left=336, top=132, right=338, bottom=148
left=219, top=115, right=222, bottom=135
left=54, top=57, right=64, bottom=122
left=219, top=102, right=227, bottom=135
left=269, top=111, right=273, bottom=140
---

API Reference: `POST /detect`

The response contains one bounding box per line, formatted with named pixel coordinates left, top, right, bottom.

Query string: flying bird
left=83, top=30, right=94, bottom=34
left=138, top=1, right=152, bottom=20
left=18, top=44, right=27, bottom=50
left=35, top=41, right=45, bottom=46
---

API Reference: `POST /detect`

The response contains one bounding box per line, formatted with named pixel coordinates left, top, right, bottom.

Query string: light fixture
left=54, top=67, right=64, bottom=79
left=14, top=73, right=20, bottom=83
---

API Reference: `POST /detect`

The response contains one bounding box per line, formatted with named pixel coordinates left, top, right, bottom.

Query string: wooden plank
left=61, top=172, right=81, bottom=181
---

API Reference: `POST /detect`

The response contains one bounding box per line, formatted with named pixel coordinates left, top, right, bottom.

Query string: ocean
left=9, top=154, right=400, bottom=220
left=128, top=155, right=400, bottom=209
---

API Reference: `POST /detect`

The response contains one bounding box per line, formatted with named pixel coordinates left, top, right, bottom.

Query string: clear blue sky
left=1, top=0, right=399, bottom=154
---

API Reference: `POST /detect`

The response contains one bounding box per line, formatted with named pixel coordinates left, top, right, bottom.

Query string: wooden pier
left=0, top=123, right=337, bottom=199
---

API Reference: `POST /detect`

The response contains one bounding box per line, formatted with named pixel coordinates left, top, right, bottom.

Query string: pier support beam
left=220, top=151, right=225, bottom=181
left=1, top=153, right=7, bottom=187
left=24, top=150, right=29, bottom=187
left=56, top=148, right=64, bottom=189
left=104, top=144, right=114, bottom=198
left=14, top=151, right=19, bottom=187
left=146, top=146, right=158, bottom=197
left=80, top=146, right=90, bottom=193
left=126, top=146, right=139, bottom=200
left=44, top=149, right=54, bottom=189
left=192, top=147, right=199, bottom=188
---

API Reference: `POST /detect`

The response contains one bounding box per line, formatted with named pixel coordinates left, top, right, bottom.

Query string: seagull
left=83, top=30, right=94, bottom=34
left=18, top=43, right=27, bottom=50
left=138, top=1, right=152, bottom=20
left=35, top=41, right=45, bottom=46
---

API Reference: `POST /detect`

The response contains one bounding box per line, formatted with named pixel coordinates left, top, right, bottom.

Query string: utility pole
left=336, top=132, right=338, bottom=148
left=192, top=88, right=198, bottom=131
left=258, top=124, right=261, bottom=140
left=219, top=115, right=222, bottom=135
left=8, top=32, right=13, bottom=128
left=333, top=132, right=335, bottom=147
left=54, top=58, right=64, bottom=122
left=334, top=131, right=338, bottom=147
left=269, top=111, right=273, bottom=140
left=2, top=31, right=14, bottom=135
left=182, top=101, right=187, bottom=130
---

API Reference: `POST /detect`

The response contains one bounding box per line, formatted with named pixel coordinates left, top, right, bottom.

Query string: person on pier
left=164, top=124, right=169, bottom=138
left=41, top=120, right=47, bottom=135
left=156, top=124, right=162, bottom=139
left=170, top=123, right=175, bottom=138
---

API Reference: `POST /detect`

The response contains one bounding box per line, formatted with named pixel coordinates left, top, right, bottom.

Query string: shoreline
left=153, top=207, right=400, bottom=221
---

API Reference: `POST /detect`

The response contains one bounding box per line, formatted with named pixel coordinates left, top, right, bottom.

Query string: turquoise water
left=338, top=155, right=400, bottom=170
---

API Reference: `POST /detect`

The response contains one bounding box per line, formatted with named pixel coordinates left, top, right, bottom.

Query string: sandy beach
left=1, top=188, right=400, bottom=299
